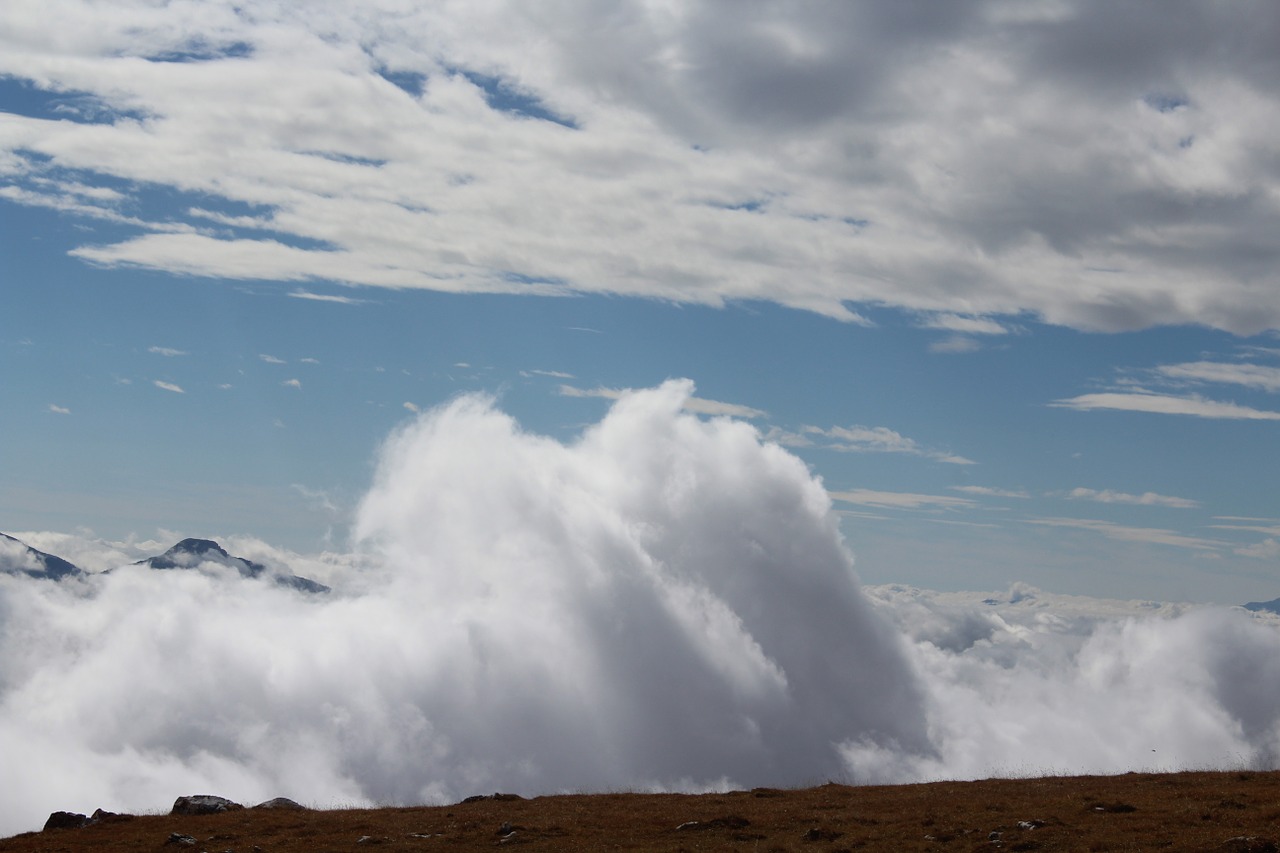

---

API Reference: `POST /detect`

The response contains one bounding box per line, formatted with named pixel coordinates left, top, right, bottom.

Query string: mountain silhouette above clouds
left=1, top=534, right=327, bottom=593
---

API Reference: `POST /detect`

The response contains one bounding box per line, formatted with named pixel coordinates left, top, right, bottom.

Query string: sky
left=6, top=2, right=1280, bottom=833
left=4, top=0, right=1280, bottom=607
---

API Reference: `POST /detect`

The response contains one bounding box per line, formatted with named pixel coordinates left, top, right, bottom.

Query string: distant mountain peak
left=0, top=532, right=83, bottom=581
left=140, top=538, right=329, bottom=594
left=1243, top=597, right=1280, bottom=615
left=144, top=538, right=243, bottom=572
left=170, top=538, right=230, bottom=557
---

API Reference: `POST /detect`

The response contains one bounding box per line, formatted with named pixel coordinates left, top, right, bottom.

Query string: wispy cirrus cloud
left=1153, top=361, right=1280, bottom=393
left=1026, top=517, right=1221, bottom=551
left=1064, top=488, right=1199, bottom=509
left=805, top=425, right=975, bottom=465
left=259, top=354, right=287, bottom=365
left=929, top=336, right=984, bottom=355
left=829, top=489, right=977, bottom=511
left=951, top=485, right=1029, bottom=499
left=1049, top=392, right=1280, bottom=420
left=47, top=404, right=70, bottom=415
left=557, top=384, right=766, bottom=419
left=919, top=315, right=1009, bottom=335
left=147, top=346, right=187, bottom=357
left=153, top=380, right=184, bottom=394
left=288, top=290, right=365, bottom=305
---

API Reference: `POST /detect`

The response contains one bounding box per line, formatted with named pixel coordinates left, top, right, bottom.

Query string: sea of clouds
left=3, top=381, right=1279, bottom=836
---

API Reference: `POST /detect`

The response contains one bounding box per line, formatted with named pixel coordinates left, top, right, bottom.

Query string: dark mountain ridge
left=136, top=538, right=329, bottom=593
left=0, top=533, right=83, bottom=581
left=1243, top=596, right=1280, bottom=615
left=1, top=534, right=327, bottom=593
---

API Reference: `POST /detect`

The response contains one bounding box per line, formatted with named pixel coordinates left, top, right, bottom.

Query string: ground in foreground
left=4, top=771, right=1280, bottom=852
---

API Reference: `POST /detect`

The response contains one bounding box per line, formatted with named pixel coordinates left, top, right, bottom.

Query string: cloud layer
left=5, top=1, right=1280, bottom=332
left=2, top=382, right=1280, bottom=836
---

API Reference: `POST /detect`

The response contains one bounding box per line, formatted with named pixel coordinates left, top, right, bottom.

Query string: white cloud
left=1235, top=539, right=1280, bottom=559
left=403, top=401, right=420, bottom=412
left=147, top=346, right=187, bottom=357
left=288, top=289, right=364, bottom=305
left=282, top=378, right=301, bottom=389
left=1065, top=487, right=1199, bottom=509
left=920, top=315, right=1008, bottom=335
left=558, top=383, right=766, bottom=419
left=48, top=404, right=70, bottom=415
left=806, top=424, right=975, bottom=465
left=1026, top=517, right=1222, bottom=550
left=1049, top=392, right=1280, bottom=420
left=1155, top=361, right=1280, bottom=393
left=520, top=369, right=575, bottom=379
left=152, top=380, right=184, bottom=394
left=5, top=3, right=1280, bottom=332
left=829, top=489, right=977, bottom=511
left=299, top=357, right=320, bottom=365
left=951, top=485, right=1029, bottom=499
left=259, top=354, right=287, bottom=365
left=928, top=336, right=983, bottom=354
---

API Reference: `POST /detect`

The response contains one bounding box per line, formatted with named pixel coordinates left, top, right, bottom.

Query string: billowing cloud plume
left=3, top=383, right=1280, bottom=838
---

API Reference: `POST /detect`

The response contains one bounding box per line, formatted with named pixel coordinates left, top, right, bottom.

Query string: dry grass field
left=4, top=771, right=1280, bottom=852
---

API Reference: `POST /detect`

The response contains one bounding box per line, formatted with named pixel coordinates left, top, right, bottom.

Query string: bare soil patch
left=5, top=770, right=1280, bottom=852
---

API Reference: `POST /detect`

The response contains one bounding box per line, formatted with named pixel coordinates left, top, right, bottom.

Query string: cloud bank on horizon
left=4, top=0, right=1280, bottom=333
left=2, top=384, right=1280, bottom=836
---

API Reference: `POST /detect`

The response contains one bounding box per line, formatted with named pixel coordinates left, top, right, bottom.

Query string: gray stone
left=171, top=794, right=244, bottom=816
left=253, top=797, right=306, bottom=810
left=42, top=811, right=89, bottom=831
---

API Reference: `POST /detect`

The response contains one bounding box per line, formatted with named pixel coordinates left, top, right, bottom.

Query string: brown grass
left=5, top=771, right=1280, bottom=852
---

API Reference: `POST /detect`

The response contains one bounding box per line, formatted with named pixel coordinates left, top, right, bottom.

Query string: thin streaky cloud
left=153, top=380, right=184, bottom=394
left=929, top=336, right=983, bottom=355
left=1213, top=515, right=1280, bottom=523
left=1049, top=392, right=1280, bottom=420
left=147, top=346, right=187, bottom=357
left=829, top=489, right=977, bottom=511
left=288, top=290, right=365, bottom=305
left=48, top=404, right=70, bottom=415
left=282, top=378, right=302, bottom=389
left=558, top=384, right=766, bottom=419
left=1026, top=517, right=1222, bottom=551
left=1154, top=361, right=1280, bottom=393
left=259, top=354, right=287, bottom=365
left=919, top=314, right=1008, bottom=335
left=806, top=424, right=975, bottom=465
left=1064, top=488, right=1199, bottom=509
left=1210, top=523, right=1280, bottom=537
left=951, top=486, right=1029, bottom=498
left=521, top=369, right=575, bottom=379
left=1236, top=539, right=1280, bottom=559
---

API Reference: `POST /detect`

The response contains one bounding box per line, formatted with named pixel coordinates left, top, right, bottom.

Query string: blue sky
left=4, top=1, right=1280, bottom=603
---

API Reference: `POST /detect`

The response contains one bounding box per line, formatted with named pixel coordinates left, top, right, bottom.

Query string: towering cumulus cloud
left=0, top=380, right=932, bottom=835
left=352, top=379, right=934, bottom=791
